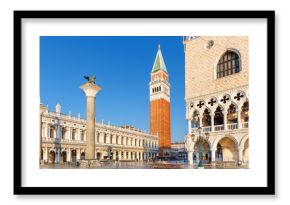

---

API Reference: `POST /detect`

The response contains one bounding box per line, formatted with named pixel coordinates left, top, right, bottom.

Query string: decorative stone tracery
left=185, top=86, right=249, bottom=166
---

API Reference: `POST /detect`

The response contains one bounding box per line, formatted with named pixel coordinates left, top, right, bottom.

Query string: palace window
left=217, top=51, right=240, bottom=78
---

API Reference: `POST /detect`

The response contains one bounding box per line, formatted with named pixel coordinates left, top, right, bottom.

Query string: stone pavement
left=40, top=160, right=246, bottom=169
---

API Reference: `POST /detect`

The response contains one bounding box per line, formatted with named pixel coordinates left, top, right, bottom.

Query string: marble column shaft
left=80, top=82, right=101, bottom=161
left=86, top=96, right=95, bottom=159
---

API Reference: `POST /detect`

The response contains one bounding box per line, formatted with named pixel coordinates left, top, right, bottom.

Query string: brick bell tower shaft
left=149, top=44, right=171, bottom=157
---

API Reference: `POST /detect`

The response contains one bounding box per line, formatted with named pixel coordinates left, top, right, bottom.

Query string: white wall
left=0, top=0, right=287, bottom=204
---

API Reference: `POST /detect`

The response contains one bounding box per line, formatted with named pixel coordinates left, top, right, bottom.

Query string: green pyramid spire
left=151, top=44, right=167, bottom=73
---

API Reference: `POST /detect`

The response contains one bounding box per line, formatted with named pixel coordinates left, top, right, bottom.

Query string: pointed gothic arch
left=214, top=106, right=224, bottom=126
left=202, top=108, right=211, bottom=127
left=227, top=103, right=238, bottom=129
left=241, top=101, right=249, bottom=128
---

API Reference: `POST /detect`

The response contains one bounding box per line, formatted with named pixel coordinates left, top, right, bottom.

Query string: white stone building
left=170, top=142, right=187, bottom=160
left=40, top=104, right=158, bottom=164
left=184, top=36, right=249, bottom=168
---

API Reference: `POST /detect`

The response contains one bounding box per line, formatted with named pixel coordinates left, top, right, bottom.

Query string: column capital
left=211, top=148, right=217, bottom=152
left=80, top=82, right=102, bottom=97
left=239, top=146, right=244, bottom=151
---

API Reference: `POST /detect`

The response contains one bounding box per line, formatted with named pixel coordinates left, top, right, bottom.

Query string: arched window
left=96, top=132, right=99, bottom=143
left=217, top=51, right=240, bottom=78
left=202, top=108, right=211, bottom=127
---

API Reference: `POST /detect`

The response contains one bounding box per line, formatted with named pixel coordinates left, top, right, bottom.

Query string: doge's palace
left=184, top=36, right=249, bottom=168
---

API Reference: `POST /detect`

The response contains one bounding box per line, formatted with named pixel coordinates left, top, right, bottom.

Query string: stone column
left=65, top=127, right=69, bottom=140
left=210, top=113, right=214, bottom=132
left=43, top=147, right=48, bottom=163
left=42, top=123, right=46, bottom=138
left=94, top=132, right=97, bottom=144
left=77, top=148, right=81, bottom=161
left=140, top=152, right=143, bottom=160
left=187, top=119, right=191, bottom=134
left=67, top=148, right=71, bottom=162
left=211, top=148, right=216, bottom=162
left=68, top=127, right=72, bottom=141
left=129, top=152, right=132, bottom=160
left=47, top=124, right=50, bottom=139
left=237, top=109, right=241, bottom=129
left=198, top=115, right=202, bottom=127
left=54, top=127, right=57, bottom=139
left=188, top=151, right=193, bottom=165
left=223, top=111, right=228, bottom=130
left=118, top=151, right=121, bottom=160
left=238, top=146, right=244, bottom=165
left=84, top=130, right=87, bottom=141
left=77, top=128, right=81, bottom=141
left=100, top=132, right=104, bottom=143
left=80, top=82, right=101, bottom=160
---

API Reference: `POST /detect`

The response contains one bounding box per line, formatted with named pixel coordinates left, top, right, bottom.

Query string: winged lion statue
left=84, top=75, right=96, bottom=84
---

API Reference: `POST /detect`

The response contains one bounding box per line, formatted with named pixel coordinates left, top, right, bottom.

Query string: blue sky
left=40, top=36, right=186, bottom=142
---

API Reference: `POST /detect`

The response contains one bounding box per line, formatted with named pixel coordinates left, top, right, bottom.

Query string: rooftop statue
left=84, top=75, right=96, bottom=84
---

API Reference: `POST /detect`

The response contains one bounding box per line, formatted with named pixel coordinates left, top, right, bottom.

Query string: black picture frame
left=14, top=10, right=275, bottom=195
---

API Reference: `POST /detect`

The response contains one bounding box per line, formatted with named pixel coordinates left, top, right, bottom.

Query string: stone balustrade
left=191, top=122, right=248, bottom=134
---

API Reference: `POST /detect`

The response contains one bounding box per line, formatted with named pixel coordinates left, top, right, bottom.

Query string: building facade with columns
left=184, top=36, right=249, bottom=167
left=40, top=104, right=158, bottom=164
left=171, top=142, right=187, bottom=160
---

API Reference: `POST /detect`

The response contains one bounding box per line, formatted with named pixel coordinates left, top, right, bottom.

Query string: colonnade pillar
left=223, top=111, right=228, bottom=130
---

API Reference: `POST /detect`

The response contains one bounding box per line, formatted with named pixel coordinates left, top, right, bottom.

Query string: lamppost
left=194, top=126, right=209, bottom=168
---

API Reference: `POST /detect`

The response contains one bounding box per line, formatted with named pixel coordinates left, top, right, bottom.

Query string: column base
left=79, top=160, right=101, bottom=168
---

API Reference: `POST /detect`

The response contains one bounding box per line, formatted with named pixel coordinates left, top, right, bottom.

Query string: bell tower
left=149, top=44, right=171, bottom=157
